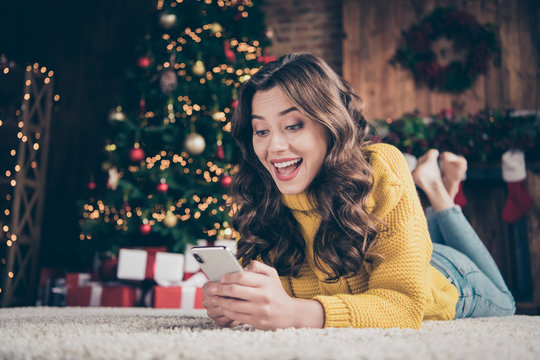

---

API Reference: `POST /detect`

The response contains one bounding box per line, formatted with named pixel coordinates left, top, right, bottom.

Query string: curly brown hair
left=230, top=53, right=382, bottom=282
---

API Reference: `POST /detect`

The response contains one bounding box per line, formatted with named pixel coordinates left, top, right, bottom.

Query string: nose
left=268, top=131, right=288, bottom=153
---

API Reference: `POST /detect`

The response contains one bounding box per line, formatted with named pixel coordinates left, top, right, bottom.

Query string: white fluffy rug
left=1, top=307, right=539, bottom=360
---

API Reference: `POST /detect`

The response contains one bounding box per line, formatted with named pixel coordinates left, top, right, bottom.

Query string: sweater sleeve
left=314, top=144, right=433, bottom=329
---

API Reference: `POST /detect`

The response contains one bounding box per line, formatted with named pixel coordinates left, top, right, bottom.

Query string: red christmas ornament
left=221, top=174, right=233, bottom=187
left=139, top=98, right=146, bottom=113
left=140, top=222, right=152, bottom=235
left=87, top=181, right=96, bottom=190
left=138, top=56, right=151, bottom=68
left=129, top=147, right=145, bottom=162
left=157, top=178, right=169, bottom=192
left=215, top=144, right=225, bottom=160
left=224, top=41, right=236, bottom=63
left=231, top=99, right=239, bottom=109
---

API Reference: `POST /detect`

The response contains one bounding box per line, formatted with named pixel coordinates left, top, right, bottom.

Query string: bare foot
left=440, top=152, right=467, bottom=199
left=412, top=149, right=455, bottom=212
left=412, top=149, right=443, bottom=193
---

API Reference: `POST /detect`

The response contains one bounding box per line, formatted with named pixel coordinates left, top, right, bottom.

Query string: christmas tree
left=80, top=0, right=272, bottom=258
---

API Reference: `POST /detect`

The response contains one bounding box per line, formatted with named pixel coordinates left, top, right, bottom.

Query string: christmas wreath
left=393, top=7, right=499, bottom=93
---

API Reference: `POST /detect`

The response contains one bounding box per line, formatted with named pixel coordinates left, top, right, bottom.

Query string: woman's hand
left=203, top=261, right=324, bottom=330
left=201, top=281, right=242, bottom=327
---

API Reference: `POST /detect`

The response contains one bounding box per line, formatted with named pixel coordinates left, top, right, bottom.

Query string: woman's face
left=251, top=86, right=329, bottom=195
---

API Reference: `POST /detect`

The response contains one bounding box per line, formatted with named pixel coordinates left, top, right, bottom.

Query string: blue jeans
left=427, top=206, right=516, bottom=318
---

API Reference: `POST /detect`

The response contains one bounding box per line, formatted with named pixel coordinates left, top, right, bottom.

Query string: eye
left=286, top=123, right=303, bottom=131
left=253, top=129, right=269, bottom=137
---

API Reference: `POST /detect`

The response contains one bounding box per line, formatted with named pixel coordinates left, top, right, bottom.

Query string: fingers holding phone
left=192, top=246, right=244, bottom=327
left=201, top=282, right=240, bottom=327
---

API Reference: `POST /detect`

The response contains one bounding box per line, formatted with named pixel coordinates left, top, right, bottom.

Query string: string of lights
left=0, top=58, right=58, bottom=300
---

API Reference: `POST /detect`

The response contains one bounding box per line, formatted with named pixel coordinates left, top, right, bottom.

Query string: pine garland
left=372, top=110, right=540, bottom=163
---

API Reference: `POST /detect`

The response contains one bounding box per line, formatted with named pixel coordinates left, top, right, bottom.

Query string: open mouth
left=273, top=158, right=303, bottom=177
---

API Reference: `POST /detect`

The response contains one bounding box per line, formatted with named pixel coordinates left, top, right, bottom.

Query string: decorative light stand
left=1, top=65, right=53, bottom=306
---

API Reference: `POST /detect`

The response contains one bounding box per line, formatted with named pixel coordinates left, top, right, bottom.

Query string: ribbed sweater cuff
left=314, top=295, right=351, bottom=328
left=444, top=305, right=457, bottom=320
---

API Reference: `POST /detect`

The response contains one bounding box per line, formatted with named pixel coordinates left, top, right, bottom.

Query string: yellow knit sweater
left=280, top=143, right=459, bottom=329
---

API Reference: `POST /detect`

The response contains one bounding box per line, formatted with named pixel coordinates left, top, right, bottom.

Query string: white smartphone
left=190, top=245, right=243, bottom=282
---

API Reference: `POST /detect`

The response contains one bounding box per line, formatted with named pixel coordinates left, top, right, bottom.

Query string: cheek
left=313, top=147, right=327, bottom=170
left=307, top=138, right=328, bottom=170
left=252, top=139, right=267, bottom=164
left=315, top=131, right=329, bottom=165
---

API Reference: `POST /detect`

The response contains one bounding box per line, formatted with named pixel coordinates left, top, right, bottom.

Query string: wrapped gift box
left=65, top=272, right=98, bottom=288
left=147, top=272, right=208, bottom=309
left=117, top=247, right=184, bottom=282
left=153, top=286, right=204, bottom=309
left=154, top=252, right=185, bottom=286
left=66, top=283, right=140, bottom=307
left=36, top=267, right=65, bottom=306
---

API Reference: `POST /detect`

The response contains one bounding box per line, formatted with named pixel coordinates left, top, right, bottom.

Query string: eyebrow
left=251, top=106, right=298, bottom=120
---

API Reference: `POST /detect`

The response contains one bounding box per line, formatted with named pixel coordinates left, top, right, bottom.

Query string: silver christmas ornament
left=184, top=132, right=206, bottom=155
left=109, top=107, right=126, bottom=122
left=159, top=13, right=177, bottom=29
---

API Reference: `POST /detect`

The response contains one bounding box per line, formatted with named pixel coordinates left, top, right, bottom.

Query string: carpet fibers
left=0, top=307, right=539, bottom=359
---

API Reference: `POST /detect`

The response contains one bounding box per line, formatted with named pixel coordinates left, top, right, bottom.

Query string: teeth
left=274, top=159, right=301, bottom=168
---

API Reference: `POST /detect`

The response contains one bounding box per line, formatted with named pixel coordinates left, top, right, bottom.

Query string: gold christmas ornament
left=211, top=22, right=223, bottom=34
left=192, top=60, right=206, bottom=76
left=184, top=132, right=206, bottom=155
left=212, top=111, right=226, bottom=122
left=164, top=211, right=178, bottom=228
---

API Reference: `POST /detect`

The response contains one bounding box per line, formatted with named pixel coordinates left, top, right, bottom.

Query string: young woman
left=201, top=53, right=515, bottom=330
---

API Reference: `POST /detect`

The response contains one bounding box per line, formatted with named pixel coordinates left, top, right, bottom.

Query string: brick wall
left=262, top=0, right=344, bottom=74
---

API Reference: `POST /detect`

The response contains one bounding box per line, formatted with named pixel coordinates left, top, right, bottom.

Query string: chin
left=275, top=183, right=307, bottom=195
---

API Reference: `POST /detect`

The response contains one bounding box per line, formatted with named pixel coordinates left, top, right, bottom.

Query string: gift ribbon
left=89, top=285, right=103, bottom=306
left=182, top=272, right=208, bottom=287
left=77, top=274, right=92, bottom=287
left=181, top=287, right=196, bottom=309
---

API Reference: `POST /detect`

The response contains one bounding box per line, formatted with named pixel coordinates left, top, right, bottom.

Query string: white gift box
left=117, top=249, right=147, bottom=281
left=117, top=248, right=184, bottom=285
left=154, top=252, right=185, bottom=286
